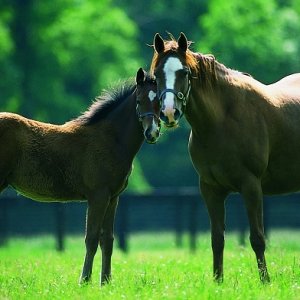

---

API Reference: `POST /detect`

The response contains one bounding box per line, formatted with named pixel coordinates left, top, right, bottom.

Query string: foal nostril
left=145, top=128, right=157, bottom=143
left=145, top=128, right=153, bottom=139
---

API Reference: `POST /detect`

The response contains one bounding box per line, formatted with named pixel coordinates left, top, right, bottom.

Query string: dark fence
left=0, top=187, right=299, bottom=251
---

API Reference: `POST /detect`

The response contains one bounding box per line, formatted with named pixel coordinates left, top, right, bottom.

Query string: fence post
left=54, top=203, right=65, bottom=251
left=0, top=200, right=8, bottom=246
left=117, top=197, right=128, bottom=252
left=175, top=197, right=183, bottom=248
left=189, top=196, right=197, bottom=252
left=263, top=196, right=269, bottom=239
left=236, top=195, right=247, bottom=245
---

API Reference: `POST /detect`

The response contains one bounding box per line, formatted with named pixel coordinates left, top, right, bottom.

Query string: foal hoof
left=101, top=274, right=112, bottom=286
left=213, top=273, right=224, bottom=284
left=260, top=274, right=271, bottom=284
left=79, top=276, right=91, bottom=285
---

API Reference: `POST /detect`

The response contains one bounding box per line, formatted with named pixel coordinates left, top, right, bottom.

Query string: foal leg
left=241, top=176, right=270, bottom=283
left=200, top=180, right=228, bottom=282
left=99, top=196, right=119, bottom=285
left=79, top=190, right=110, bottom=284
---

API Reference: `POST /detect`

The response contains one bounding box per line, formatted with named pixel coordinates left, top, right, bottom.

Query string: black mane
left=75, top=79, right=136, bottom=125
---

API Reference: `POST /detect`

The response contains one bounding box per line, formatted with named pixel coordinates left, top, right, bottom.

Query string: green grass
left=0, top=231, right=299, bottom=300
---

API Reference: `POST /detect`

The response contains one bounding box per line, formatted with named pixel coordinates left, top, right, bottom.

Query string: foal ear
left=136, top=68, right=146, bottom=84
left=154, top=33, right=165, bottom=53
left=178, top=32, right=188, bottom=52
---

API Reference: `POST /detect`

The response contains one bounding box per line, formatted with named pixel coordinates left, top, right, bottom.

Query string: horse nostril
left=160, top=111, right=168, bottom=123
left=174, top=108, right=181, bottom=120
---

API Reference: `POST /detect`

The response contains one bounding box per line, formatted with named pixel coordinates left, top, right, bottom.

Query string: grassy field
left=0, top=231, right=299, bottom=300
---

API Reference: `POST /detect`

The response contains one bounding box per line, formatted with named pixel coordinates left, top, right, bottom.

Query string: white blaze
left=162, top=57, right=183, bottom=122
left=148, top=90, right=156, bottom=102
left=150, top=119, right=159, bottom=138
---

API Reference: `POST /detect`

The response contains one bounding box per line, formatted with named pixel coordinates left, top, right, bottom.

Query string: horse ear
left=178, top=32, right=188, bottom=52
left=154, top=33, right=165, bottom=53
left=136, top=68, right=146, bottom=84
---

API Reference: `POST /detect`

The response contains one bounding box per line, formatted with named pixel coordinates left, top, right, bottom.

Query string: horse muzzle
left=160, top=107, right=182, bottom=128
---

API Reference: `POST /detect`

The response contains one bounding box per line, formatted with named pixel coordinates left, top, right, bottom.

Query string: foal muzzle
left=136, top=108, right=161, bottom=143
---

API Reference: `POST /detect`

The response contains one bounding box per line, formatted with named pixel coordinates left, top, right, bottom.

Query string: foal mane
left=75, top=80, right=136, bottom=126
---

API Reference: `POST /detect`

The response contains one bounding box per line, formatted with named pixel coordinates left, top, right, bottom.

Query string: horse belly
left=262, top=158, right=300, bottom=195
left=8, top=165, right=84, bottom=202
left=9, top=179, right=83, bottom=202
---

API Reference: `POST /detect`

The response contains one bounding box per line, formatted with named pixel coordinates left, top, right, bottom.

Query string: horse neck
left=185, top=64, right=238, bottom=136
left=185, top=80, right=224, bottom=135
left=106, top=91, right=144, bottom=157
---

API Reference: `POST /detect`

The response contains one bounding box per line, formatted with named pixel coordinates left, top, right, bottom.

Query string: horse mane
left=150, top=35, right=250, bottom=90
left=74, top=80, right=136, bottom=126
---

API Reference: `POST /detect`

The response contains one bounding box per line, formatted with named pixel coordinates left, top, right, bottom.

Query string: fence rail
left=0, top=187, right=299, bottom=251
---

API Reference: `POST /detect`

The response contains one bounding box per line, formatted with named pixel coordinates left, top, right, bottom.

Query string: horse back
left=0, top=113, right=86, bottom=200
left=0, top=113, right=132, bottom=201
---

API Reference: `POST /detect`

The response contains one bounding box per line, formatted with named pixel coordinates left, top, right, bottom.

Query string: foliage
left=126, top=159, right=152, bottom=193
left=0, top=0, right=140, bottom=122
left=198, top=0, right=300, bottom=83
left=0, top=231, right=299, bottom=299
left=0, top=8, right=17, bottom=112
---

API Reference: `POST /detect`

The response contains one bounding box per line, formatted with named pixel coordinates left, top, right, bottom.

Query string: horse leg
left=200, top=180, right=228, bottom=283
left=241, top=175, right=270, bottom=283
left=79, top=190, right=110, bottom=284
left=99, top=196, right=119, bottom=285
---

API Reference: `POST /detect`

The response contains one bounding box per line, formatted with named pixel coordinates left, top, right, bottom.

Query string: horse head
left=136, top=68, right=161, bottom=143
left=151, top=32, right=192, bottom=128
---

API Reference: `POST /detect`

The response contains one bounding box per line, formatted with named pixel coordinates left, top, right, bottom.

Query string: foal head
left=136, top=68, right=161, bottom=144
left=151, top=32, right=197, bottom=128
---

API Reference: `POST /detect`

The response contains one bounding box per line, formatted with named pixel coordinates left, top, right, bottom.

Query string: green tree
left=0, top=6, right=18, bottom=112
left=1, top=0, right=141, bottom=122
left=198, top=0, right=300, bottom=83
left=113, top=0, right=207, bottom=65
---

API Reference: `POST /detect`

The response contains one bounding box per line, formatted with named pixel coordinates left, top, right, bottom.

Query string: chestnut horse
left=151, top=32, right=300, bottom=283
left=0, top=68, right=160, bottom=285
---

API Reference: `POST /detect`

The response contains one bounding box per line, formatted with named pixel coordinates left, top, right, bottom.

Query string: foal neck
left=107, top=90, right=144, bottom=153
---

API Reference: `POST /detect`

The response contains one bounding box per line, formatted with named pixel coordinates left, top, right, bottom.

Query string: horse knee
left=249, top=233, right=266, bottom=254
left=211, top=228, right=225, bottom=253
left=100, top=233, right=114, bottom=254
left=85, top=234, right=99, bottom=255
left=212, top=237, right=224, bottom=254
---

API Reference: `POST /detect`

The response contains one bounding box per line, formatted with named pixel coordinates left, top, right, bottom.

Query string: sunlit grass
left=0, top=231, right=299, bottom=299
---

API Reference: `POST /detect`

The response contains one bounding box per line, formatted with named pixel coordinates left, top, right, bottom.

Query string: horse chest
left=188, top=132, right=263, bottom=191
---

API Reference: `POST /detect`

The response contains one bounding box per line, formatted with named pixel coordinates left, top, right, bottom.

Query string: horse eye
left=183, top=68, right=189, bottom=75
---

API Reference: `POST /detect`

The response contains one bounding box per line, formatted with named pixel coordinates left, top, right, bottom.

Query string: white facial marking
left=162, top=57, right=183, bottom=121
left=148, top=90, right=156, bottom=102
left=150, top=119, right=159, bottom=138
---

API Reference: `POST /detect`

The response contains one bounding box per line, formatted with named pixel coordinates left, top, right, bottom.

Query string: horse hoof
left=79, top=276, right=91, bottom=285
left=101, top=274, right=112, bottom=286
